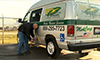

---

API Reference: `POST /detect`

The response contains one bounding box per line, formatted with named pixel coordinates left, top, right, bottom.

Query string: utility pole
left=2, top=14, right=4, bottom=44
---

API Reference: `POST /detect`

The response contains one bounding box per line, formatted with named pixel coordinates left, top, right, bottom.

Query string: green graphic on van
left=76, top=26, right=92, bottom=32
left=46, top=7, right=61, bottom=16
left=83, top=7, right=99, bottom=15
left=97, top=35, right=99, bottom=38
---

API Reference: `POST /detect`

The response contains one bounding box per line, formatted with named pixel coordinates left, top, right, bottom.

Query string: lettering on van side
left=43, top=26, right=65, bottom=31
left=43, top=21, right=64, bottom=25
left=76, top=26, right=92, bottom=32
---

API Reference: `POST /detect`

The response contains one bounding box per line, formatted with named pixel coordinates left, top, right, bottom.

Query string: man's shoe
left=24, top=50, right=31, bottom=55
left=17, top=53, right=24, bottom=56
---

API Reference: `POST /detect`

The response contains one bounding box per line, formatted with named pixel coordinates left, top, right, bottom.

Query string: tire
left=46, top=39, right=61, bottom=59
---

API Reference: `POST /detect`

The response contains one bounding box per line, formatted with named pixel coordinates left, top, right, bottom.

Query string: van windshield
left=23, top=12, right=31, bottom=22
left=75, top=2, right=100, bottom=20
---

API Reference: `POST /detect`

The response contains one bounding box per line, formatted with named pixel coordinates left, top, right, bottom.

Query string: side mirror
left=18, top=18, right=23, bottom=23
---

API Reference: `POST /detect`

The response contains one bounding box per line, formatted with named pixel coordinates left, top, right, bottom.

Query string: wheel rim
left=47, top=42, right=55, bottom=55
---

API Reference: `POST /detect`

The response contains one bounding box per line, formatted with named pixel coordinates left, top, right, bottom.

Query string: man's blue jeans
left=18, top=31, right=29, bottom=53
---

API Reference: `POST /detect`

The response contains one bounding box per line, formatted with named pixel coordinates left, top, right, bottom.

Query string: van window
left=75, top=2, right=100, bottom=20
left=23, top=12, right=31, bottom=22
left=30, top=8, right=42, bottom=22
left=41, top=2, right=66, bottom=21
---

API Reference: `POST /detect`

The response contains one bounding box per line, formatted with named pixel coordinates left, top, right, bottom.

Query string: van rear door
left=75, top=2, right=100, bottom=43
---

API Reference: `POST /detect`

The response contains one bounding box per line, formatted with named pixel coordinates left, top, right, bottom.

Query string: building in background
left=0, top=17, right=20, bottom=31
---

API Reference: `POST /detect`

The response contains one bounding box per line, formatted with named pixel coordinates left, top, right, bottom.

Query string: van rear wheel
left=46, top=40, right=61, bottom=59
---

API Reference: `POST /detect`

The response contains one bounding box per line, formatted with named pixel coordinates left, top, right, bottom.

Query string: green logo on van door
left=76, top=26, right=92, bottom=32
left=46, top=7, right=61, bottom=16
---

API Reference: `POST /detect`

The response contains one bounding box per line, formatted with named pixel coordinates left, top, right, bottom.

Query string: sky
left=0, top=0, right=40, bottom=18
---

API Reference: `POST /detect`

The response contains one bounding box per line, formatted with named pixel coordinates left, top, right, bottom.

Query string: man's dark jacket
left=18, top=23, right=34, bottom=40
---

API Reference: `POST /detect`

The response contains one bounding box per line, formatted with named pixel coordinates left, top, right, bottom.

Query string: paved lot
left=0, top=44, right=89, bottom=60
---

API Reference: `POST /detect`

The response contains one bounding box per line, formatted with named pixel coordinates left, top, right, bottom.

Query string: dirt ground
left=0, top=31, right=18, bottom=44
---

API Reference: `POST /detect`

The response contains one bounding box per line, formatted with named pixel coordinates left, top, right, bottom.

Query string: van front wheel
left=46, top=40, right=61, bottom=58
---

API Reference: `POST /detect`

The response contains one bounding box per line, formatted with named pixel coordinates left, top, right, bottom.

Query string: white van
left=18, top=0, right=100, bottom=58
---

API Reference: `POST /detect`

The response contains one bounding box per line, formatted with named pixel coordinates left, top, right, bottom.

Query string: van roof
left=28, top=0, right=68, bottom=11
left=28, top=0, right=100, bottom=11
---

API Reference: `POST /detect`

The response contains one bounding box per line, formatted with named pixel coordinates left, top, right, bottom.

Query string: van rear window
left=75, top=2, right=100, bottom=20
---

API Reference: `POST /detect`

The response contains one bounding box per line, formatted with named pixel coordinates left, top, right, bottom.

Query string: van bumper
left=68, top=42, right=100, bottom=51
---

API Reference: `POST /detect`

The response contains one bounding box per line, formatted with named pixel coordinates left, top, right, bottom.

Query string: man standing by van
left=17, top=23, right=38, bottom=56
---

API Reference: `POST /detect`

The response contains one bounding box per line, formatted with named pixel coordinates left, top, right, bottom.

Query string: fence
left=0, top=17, right=19, bottom=44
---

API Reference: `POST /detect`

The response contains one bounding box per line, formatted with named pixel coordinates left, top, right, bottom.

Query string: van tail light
left=67, top=25, right=74, bottom=37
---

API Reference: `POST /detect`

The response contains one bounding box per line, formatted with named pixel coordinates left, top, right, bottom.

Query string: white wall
left=0, top=18, right=19, bottom=27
